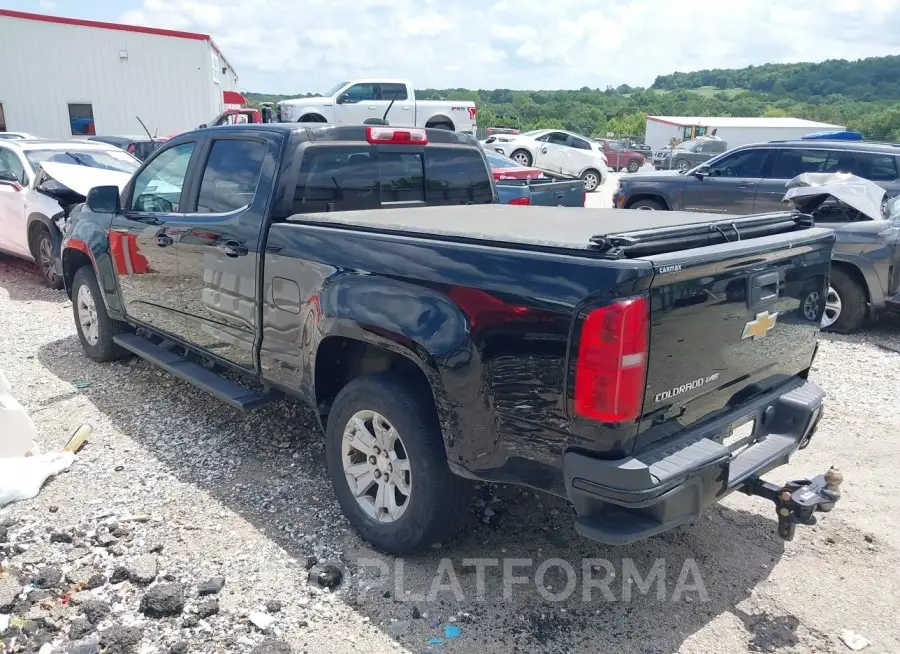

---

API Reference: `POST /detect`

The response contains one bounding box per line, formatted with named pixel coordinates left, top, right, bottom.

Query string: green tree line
left=244, top=54, right=900, bottom=141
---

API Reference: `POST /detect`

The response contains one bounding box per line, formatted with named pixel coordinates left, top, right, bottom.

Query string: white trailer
left=644, top=116, right=846, bottom=153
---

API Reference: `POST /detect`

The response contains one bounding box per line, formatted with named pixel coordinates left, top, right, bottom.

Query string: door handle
left=401, top=106, right=412, bottom=110
left=368, top=105, right=377, bottom=110
left=218, top=241, right=249, bottom=257
left=738, top=184, right=753, bottom=189
left=155, top=234, right=173, bottom=247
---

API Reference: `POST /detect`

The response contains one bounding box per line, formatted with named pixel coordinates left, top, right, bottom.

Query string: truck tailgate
left=634, top=227, right=834, bottom=451
left=496, top=179, right=586, bottom=206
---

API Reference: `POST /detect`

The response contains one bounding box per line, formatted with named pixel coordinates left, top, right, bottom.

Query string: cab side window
left=709, top=148, right=769, bottom=178
left=545, top=132, right=568, bottom=146
left=0, top=147, right=26, bottom=185
left=130, top=142, right=196, bottom=213
left=196, top=139, right=267, bottom=214
left=342, top=84, right=377, bottom=103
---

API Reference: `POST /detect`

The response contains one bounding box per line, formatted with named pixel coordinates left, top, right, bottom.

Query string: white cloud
left=119, top=0, right=900, bottom=93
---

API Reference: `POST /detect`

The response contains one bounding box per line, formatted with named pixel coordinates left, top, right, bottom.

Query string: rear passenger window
left=380, top=84, right=408, bottom=101
left=768, top=149, right=829, bottom=179
left=828, top=152, right=898, bottom=182
left=196, top=139, right=266, bottom=213
left=292, top=146, right=492, bottom=213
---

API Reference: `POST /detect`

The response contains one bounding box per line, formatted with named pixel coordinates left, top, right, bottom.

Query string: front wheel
left=818, top=268, right=867, bottom=333
left=581, top=169, right=602, bottom=192
left=675, top=159, right=691, bottom=173
left=629, top=198, right=665, bottom=210
left=32, top=225, right=64, bottom=289
left=72, top=266, right=131, bottom=362
left=324, top=372, right=474, bottom=554
left=510, top=149, right=532, bottom=167
left=626, top=160, right=641, bottom=174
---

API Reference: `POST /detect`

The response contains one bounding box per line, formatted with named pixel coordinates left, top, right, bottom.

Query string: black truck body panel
left=62, top=123, right=837, bottom=545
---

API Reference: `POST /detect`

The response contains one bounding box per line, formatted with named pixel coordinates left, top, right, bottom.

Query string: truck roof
left=287, top=205, right=797, bottom=255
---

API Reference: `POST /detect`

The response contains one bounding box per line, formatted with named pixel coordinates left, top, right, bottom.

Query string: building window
left=68, top=104, right=95, bottom=135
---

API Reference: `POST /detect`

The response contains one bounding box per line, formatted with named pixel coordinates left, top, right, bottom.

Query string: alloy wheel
left=341, top=410, right=412, bottom=523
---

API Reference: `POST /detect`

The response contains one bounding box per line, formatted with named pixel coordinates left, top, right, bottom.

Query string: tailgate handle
left=748, top=271, right=781, bottom=307
left=555, top=191, right=565, bottom=199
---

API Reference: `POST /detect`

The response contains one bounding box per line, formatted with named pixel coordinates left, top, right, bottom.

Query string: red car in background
left=484, top=149, right=545, bottom=181
left=595, top=139, right=646, bottom=173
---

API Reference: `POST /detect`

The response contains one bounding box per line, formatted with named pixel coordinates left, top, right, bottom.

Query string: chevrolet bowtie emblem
left=742, top=311, right=779, bottom=340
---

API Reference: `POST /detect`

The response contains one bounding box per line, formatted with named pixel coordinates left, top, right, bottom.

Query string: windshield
left=676, top=139, right=702, bottom=151
left=24, top=149, right=140, bottom=174
left=324, top=81, right=350, bottom=96
left=485, top=150, right=522, bottom=169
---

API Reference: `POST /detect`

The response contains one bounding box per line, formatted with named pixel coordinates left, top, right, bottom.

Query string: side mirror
left=86, top=185, right=120, bottom=213
left=694, top=165, right=711, bottom=178
left=337, top=94, right=352, bottom=104
left=0, top=170, right=21, bottom=187
left=198, top=123, right=208, bottom=129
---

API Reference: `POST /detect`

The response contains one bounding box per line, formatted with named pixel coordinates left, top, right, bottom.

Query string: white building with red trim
left=644, top=115, right=846, bottom=152
left=0, top=9, right=245, bottom=139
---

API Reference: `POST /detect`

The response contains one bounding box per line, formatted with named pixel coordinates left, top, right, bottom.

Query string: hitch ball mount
left=741, top=466, right=843, bottom=541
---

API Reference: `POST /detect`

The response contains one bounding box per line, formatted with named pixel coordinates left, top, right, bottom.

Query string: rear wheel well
left=425, top=117, right=455, bottom=130
left=315, top=336, right=432, bottom=427
left=831, top=261, right=870, bottom=303
left=298, top=113, right=327, bottom=123
left=62, top=250, right=92, bottom=298
left=625, top=194, right=669, bottom=210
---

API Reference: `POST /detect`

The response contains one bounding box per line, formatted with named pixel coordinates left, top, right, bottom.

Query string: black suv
left=613, top=140, right=900, bottom=333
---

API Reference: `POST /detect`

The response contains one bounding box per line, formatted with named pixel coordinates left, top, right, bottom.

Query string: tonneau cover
left=288, top=205, right=794, bottom=252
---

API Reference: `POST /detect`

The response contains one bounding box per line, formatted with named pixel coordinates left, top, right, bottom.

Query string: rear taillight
left=508, top=196, right=530, bottom=205
left=366, top=126, right=428, bottom=144
left=582, top=190, right=587, bottom=206
left=574, top=296, right=649, bottom=423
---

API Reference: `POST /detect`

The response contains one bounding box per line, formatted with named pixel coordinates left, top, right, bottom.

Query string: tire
left=427, top=122, right=453, bottom=131
left=820, top=268, right=866, bottom=333
left=298, top=114, right=326, bottom=123
left=31, top=225, right=64, bottom=289
left=510, top=149, right=532, bottom=167
left=626, top=160, right=641, bottom=173
left=324, top=372, right=475, bottom=554
left=629, top=198, right=666, bottom=211
left=675, top=159, right=691, bottom=173
left=581, top=169, right=602, bottom=192
left=71, top=266, right=131, bottom=362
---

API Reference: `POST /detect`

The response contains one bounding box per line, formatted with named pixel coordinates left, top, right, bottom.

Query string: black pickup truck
left=61, top=124, right=843, bottom=554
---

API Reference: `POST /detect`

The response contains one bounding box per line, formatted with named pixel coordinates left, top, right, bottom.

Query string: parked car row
left=613, top=137, right=900, bottom=333
left=57, top=122, right=842, bottom=555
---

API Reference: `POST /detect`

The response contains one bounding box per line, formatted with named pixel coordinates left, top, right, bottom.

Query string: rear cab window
left=292, top=145, right=494, bottom=213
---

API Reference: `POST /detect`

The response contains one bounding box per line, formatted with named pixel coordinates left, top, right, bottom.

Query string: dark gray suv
left=613, top=140, right=900, bottom=332
left=651, top=136, right=728, bottom=171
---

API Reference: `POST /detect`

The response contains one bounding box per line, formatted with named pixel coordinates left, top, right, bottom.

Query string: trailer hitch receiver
left=741, top=466, right=843, bottom=541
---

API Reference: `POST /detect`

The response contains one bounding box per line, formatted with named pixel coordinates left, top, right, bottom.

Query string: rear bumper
left=563, top=379, right=825, bottom=545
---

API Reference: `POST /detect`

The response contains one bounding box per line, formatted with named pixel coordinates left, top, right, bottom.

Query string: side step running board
left=113, top=333, right=278, bottom=410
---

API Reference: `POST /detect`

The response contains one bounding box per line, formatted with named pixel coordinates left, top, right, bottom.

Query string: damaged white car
left=0, top=139, right=138, bottom=288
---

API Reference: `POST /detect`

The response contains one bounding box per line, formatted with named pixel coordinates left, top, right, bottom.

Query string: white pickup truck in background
left=276, top=79, right=477, bottom=134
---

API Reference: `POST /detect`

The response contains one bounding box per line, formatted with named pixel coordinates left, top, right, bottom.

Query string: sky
left=8, top=0, right=900, bottom=94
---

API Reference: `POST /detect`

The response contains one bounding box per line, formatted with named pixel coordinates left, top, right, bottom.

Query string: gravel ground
left=1, top=254, right=899, bottom=654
